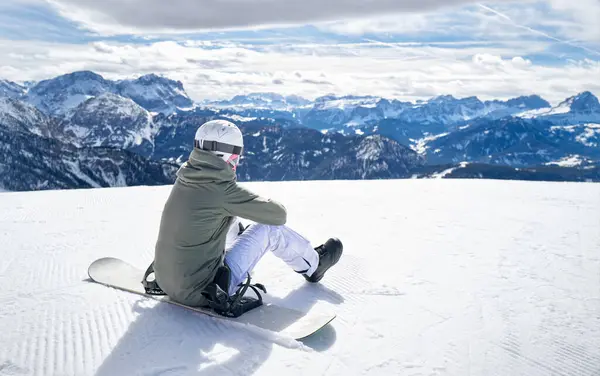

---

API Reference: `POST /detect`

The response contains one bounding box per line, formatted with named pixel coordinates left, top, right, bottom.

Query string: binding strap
left=142, top=262, right=166, bottom=295
left=201, top=271, right=267, bottom=318
left=141, top=261, right=267, bottom=318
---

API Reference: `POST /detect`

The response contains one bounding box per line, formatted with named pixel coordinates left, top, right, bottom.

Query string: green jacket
left=153, top=148, right=287, bottom=306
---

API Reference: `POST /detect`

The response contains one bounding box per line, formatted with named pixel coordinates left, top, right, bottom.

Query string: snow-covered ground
left=1, top=179, right=599, bottom=376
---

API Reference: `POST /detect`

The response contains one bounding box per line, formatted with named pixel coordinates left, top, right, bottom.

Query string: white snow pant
left=224, top=218, right=319, bottom=296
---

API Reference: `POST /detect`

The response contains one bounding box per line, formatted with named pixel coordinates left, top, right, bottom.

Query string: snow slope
left=1, top=179, right=599, bottom=375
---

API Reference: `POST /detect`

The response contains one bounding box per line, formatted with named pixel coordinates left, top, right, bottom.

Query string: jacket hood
left=176, top=148, right=236, bottom=184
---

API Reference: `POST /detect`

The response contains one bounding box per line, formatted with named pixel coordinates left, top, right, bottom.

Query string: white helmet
left=194, top=119, right=244, bottom=170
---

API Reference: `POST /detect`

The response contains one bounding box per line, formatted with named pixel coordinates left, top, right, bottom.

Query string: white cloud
left=0, top=39, right=598, bottom=105
left=473, top=53, right=505, bottom=65
left=542, top=0, right=600, bottom=43
left=471, top=53, right=532, bottom=68
left=476, top=2, right=600, bottom=54
left=318, top=1, right=600, bottom=47
left=41, top=0, right=513, bottom=35
left=511, top=56, right=533, bottom=68
left=320, top=14, right=435, bottom=36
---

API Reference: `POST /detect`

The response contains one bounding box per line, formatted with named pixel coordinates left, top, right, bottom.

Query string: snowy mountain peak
left=314, top=94, right=338, bottom=103
left=65, top=92, right=155, bottom=149
left=229, top=92, right=286, bottom=106
left=116, top=74, right=193, bottom=114
left=430, top=94, right=458, bottom=103
left=0, top=97, right=55, bottom=136
left=563, top=91, right=600, bottom=113
left=0, top=79, right=26, bottom=99
left=33, top=71, right=110, bottom=92
left=427, top=95, right=485, bottom=108
left=504, top=95, right=551, bottom=109
left=460, top=96, right=483, bottom=104
left=66, top=70, right=105, bottom=81
left=314, top=95, right=382, bottom=110
left=72, top=92, right=147, bottom=116
left=125, top=73, right=185, bottom=91
left=25, top=71, right=114, bottom=115
left=68, top=91, right=150, bottom=118
left=316, top=94, right=379, bottom=102
left=20, top=71, right=194, bottom=115
left=284, top=94, right=312, bottom=107
left=245, top=92, right=285, bottom=101
left=205, top=92, right=311, bottom=109
left=517, top=91, right=600, bottom=121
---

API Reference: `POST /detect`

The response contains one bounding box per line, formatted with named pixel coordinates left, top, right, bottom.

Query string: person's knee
left=246, top=223, right=287, bottom=247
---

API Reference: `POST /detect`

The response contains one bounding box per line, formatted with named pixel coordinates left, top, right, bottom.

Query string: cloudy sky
left=0, top=0, right=599, bottom=104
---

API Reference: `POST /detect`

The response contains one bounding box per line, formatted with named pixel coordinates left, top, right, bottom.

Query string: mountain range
left=1, top=71, right=599, bottom=191
left=3, top=71, right=193, bottom=116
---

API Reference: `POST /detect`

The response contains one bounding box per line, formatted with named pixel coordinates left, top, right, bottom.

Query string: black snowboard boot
left=304, top=238, right=343, bottom=283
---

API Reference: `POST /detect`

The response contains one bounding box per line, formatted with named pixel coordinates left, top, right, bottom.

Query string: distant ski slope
left=0, top=179, right=599, bottom=376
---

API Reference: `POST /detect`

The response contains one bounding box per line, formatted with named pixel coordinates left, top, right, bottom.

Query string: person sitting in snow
left=148, top=119, right=343, bottom=316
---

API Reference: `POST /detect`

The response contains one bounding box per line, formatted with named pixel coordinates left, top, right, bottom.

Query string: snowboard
left=87, top=257, right=336, bottom=340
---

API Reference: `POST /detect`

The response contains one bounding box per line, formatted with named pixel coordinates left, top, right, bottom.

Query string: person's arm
left=223, top=182, right=287, bottom=225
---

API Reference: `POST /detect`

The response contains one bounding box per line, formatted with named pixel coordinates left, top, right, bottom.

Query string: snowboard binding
left=201, top=264, right=267, bottom=318
left=142, top=262, right=167, bottom=296
left=141, top=261, right=267, bottom=318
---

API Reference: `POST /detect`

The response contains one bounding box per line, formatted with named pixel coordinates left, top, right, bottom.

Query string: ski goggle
left=195, top=139, right=243, bottom=155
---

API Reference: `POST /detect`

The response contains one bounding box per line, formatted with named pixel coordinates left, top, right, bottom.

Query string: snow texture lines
left=1, top=180, right=600, bottom=375
left=0, top=256, right=15, bottom=276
